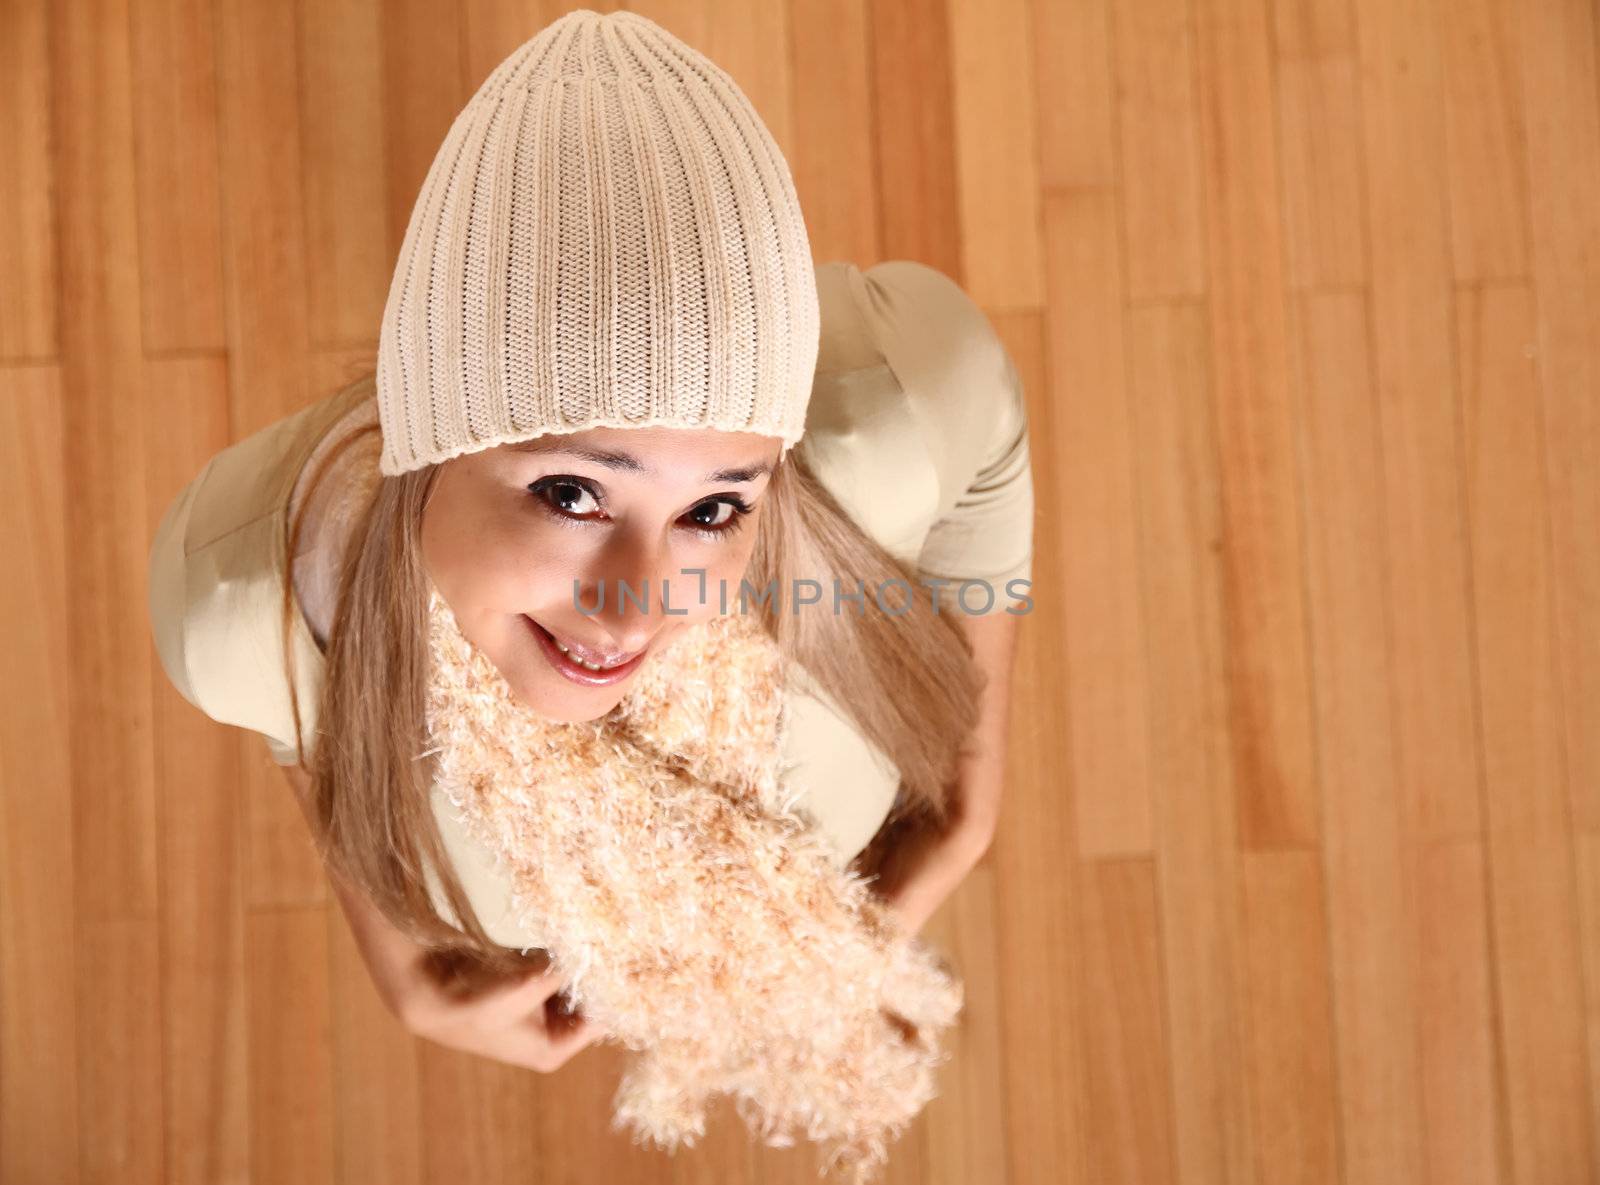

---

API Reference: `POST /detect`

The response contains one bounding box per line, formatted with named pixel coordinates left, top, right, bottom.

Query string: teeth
left=553, top=637, right=628, bottom=671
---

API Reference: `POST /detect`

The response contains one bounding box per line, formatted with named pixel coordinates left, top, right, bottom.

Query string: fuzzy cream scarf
left=422, top=584, right=965, bottom=1182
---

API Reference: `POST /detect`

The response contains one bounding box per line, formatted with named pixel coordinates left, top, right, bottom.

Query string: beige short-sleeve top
left=146, top=258, right=1034, bottom=948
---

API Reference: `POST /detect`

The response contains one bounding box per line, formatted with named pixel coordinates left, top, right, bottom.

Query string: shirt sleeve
left=149, top=462, right=305, bottom=768
left=147, top=461, right=211, bottom=718
left=858, top=260, right=1035, bottom=610
left=915, top=330, right=1034, bottom=597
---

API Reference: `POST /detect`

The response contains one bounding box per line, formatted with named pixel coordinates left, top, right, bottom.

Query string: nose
left=580, top=528, right=681, bottom=652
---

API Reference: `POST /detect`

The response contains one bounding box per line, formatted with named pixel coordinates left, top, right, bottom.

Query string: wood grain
left=3, top=0, right=1597, bottom=1180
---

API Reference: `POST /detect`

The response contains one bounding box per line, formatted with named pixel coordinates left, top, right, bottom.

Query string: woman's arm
left=278, top=764, right=604, bottom=1071
left=280, top=763, right=437, bottom=1018
left=870, top=604, right=1021, bottom=936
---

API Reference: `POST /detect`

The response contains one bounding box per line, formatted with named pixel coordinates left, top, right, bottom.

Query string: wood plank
left=0, top=0, right=58, bottom=360
left=1032, top=0, right=1116, bottom=189
left=1350, top=0, right=1481, bottom=844
left=130, top=0, right=227, bottom=353
left=326, top=902, right=422, bottom=1185
left=243, top=756, right=327, bottom=911
left=1043, top=189, right=1154, bottom=859
left=1130, top=300, right=1256, bottom=1185
left=53, top=0, right=168, bottom=1176
left=992, top=301, right=1088, bottom=1185
left=786, top=0, right=879, bottom=260
left=869, top=0, right=961, bottom=271
left=383, top=0, right=470, bottom=253
left=213, top=0, right=314, bottom=435
left=1239, top=851, right=1340, bottom=1185
left=1292, top=289, right=1427, bottom=1183
left=1417, top=839, right=1508, bottom=1185
left=147, top=356, right=250, bottom=1185
left=1078, top=857, right=1178, bottom=1185
left=1437, top=0, right=1531, bottom=282
left=1272, top=0, right=1366, bottom=289
left=247, top=906, right=336, bottom=1185
left=920, top=856, right=1012, bottom=1183
left=1111, top=0, right=1207, bottom=300
left=0, top=365, right=79, bottom=1182
left=1517, top=0, right=1600, bottom=834
left=416, top=1046, right=545, bottom=1183
left=300, top=0, right=389, bottom=350
left=1577, top=833, right=1600, bottom=1174
left=1458, top=279, right=1595, bottom=1183
left=1193, top=0, right=1320, bottom=851
left=947, top=0, right=1044, bottom=306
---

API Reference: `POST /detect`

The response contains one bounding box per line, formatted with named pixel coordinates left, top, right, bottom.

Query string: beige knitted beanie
left=375, top=9, right=821, bottom=476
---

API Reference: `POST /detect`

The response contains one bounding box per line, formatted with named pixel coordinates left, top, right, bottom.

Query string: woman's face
left=420, top=424, right=783, bottom=722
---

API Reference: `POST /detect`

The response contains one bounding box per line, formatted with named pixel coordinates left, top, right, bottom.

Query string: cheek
left=425, top=489, right=562, bottom=611
left=716, top=534, right=759, bottom=581
left=695, top=533, right=761, bottom=605
left=466, top=533, right=600, bottom=617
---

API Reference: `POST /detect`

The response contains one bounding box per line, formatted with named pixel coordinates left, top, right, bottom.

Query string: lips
left=523, top=615, right=649, bottom=687
left=546, top=628, right=640, bottom=668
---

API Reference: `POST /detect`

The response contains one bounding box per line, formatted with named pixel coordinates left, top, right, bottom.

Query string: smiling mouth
left=550, top=632, right=638, bottom=669
left=523, top=615, right=649, bottom=685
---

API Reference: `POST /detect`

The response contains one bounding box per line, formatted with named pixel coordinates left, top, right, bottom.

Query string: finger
left=474, top=966, right=566, bottom=1024
left=541, top=990, right=605, bottom=1038
left=544, top=1013, right=606, bottom=1064
left=494, top=1025, right=566, bottom=1073
left=499, top=1013, right=599, bottom=1074
left=545, top=986, right=583, bottom=1023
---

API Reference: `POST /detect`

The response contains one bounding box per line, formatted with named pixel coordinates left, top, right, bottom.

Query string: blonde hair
left=280, top=375, right=984, bottom=975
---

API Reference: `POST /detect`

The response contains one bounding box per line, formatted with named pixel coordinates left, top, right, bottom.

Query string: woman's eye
left=681, top=497, right=753, bottom=538
left=530, top=478, right=601, bottom=518
left=687, top=500, right=734, bottom=529
left=528, top=477, right=752, bottom=539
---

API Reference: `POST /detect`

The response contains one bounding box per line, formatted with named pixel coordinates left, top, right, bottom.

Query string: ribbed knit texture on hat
left=375, top=9, right=821, bottom=476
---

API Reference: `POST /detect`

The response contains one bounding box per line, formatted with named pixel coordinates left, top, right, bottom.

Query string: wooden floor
left=3, top=0, right=1598, bottom=1181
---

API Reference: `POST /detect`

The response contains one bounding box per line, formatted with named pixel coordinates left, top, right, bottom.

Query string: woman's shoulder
left=146, top=375, right=377, bottom=764
left=838, top=259, right=1020, bottom=471
left=176, top=377, right=375, bottom=553
left=809, top=259, right=1034, bottom=591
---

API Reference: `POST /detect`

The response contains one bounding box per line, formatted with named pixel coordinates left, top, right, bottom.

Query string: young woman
left=146, top=10, right=1034, bottom=1078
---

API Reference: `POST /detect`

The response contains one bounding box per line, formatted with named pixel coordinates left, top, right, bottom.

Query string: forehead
left=496, top=424, right=781, bottom=480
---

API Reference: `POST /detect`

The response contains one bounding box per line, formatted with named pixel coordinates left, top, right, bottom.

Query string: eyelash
left=527, top=476, right=755, bottom=541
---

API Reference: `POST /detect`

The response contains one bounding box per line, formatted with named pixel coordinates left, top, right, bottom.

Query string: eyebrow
left=505, top=439, right=772, bottom=484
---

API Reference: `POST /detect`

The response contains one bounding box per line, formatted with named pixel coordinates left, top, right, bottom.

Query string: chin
left=524, top=686, right=626, bottom=724
left=507, top=655, right=633, bottom=723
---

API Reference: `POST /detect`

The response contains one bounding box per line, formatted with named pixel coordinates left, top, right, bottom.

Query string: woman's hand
left=327, top=861, right=609, bottom=1073
left=283, top=763, right=605, bottom=1073
left=394, top=949, right=607, bottom=1073
left=868, top=810, right=994, bottom=938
